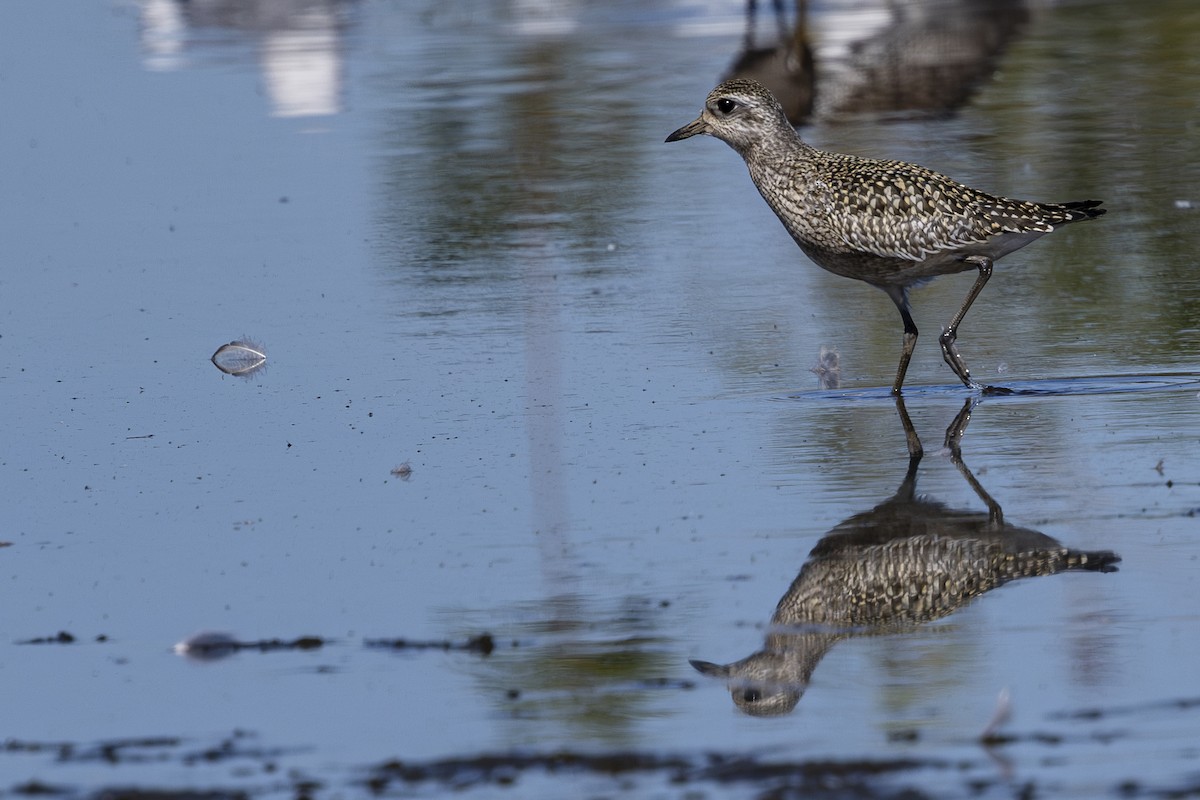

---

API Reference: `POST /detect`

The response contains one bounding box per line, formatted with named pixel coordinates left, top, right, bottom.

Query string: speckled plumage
left=780, top=517, right=1113, bottom=626
left=667, top=78, right=1106, bottom=393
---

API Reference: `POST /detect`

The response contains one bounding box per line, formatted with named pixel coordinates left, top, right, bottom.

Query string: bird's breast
left=749, top=165, right=832, bottom=243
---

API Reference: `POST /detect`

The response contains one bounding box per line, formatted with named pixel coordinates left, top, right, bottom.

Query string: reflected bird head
left=690, top=655, right=805, bottom=717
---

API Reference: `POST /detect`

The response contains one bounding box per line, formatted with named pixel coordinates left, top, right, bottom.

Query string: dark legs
left=882, top=285, right=918, bottom=396
left=742, top=0, right=788, bottom=49
left=882, top=255, right=1007, bottom=394
left=939, top=255, right=993, bottom=391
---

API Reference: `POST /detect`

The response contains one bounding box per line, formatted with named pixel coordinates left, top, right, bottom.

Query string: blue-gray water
left=2, top=1, right=1199, bottom=797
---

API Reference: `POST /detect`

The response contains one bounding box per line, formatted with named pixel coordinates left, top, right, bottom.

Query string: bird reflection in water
left=726, top=0, right=1029, bottom=125
left=690, top=399, right=1119, bottom=716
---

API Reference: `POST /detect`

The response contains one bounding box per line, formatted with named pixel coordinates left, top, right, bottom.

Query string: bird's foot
left=981, top=384, right=1015, bottom=396
left=939, top=327, right=977, bottom=390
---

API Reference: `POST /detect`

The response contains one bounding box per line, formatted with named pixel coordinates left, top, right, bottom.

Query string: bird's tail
left=1059, top=199, right=1106, bottom=221
left=1063, top=548, right=1121, bottom=573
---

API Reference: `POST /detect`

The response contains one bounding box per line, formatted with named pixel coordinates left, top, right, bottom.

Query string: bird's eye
left=740, top=688, right=762, bottom=703
left=715, top=98, right=738, bottom=115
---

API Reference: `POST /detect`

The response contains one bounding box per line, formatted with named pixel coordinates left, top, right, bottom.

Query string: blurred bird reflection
left=726, top=0, right=1029, bottom=124
left=691, top=399, right=1119, bottom=716
left=136, top=0, right=354, bottom=117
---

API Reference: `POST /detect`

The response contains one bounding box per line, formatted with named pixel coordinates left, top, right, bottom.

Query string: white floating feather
left=211, top=339, right=267, bottom=378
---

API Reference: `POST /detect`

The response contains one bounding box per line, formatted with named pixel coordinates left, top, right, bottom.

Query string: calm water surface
left=2, top=0, right=1198, bottom=797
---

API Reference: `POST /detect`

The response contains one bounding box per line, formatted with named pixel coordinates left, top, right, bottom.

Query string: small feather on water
left=980, top=686, right=1013, bottom=740
left=212, top=339, right=267, bottom=378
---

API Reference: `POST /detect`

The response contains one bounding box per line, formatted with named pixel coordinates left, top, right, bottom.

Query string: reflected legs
left=943, top=397, right=1004, bottom=525
left=892, top=395, right=924, bottom=461
left=894, top=396, right=1005, bottom=525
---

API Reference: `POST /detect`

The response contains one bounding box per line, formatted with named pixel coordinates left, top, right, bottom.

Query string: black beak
left=665, top=116, right=708, bottom=143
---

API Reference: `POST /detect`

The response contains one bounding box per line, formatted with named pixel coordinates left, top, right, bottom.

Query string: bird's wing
left=818, top=158, right=1053, bottom=261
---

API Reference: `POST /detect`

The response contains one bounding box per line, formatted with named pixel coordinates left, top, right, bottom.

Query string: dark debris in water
left=350, top=745, right=1200, bottom=798
left=364, top=632, right=497, bottom=656
left=3, top=730, right=294, bottom=768
left=15, top=631, right=107, bottom=646
left=173, top=632, right=507, bottom=662
left=17, top=631, right=77, bottom=645
left=1047, top=695, right=1200, bottom=721
left=635, top=676, right=697, bottom=691
left=10, top=780, right=251, bottom=800
left=9, top=729, right=1200, bottom=800
left=979, top=731, right=1065, bottom=747
left=93, top=791, right=251, bottom=800
left=175, top=633, right=325, bottom=661
left=361, top=750, right=947, bottom=797
left=10, top=779, right=70, bottom=796
left=2, top=733, right=291, bottom=799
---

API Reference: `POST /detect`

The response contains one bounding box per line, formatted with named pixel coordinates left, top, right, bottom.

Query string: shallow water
left=2, top=0, right=1199, bottom=797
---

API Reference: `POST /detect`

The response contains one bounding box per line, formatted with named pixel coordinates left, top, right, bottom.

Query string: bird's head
left=666, top=79, right=794, bottom=156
